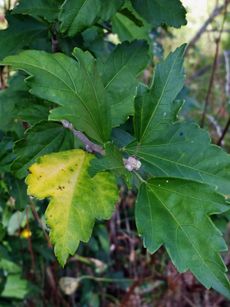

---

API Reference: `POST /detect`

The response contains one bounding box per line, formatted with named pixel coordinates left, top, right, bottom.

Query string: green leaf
left=1, top=274, right=29, bottom=299
left=0, top=74, right=49, bottom=133
left=100, top=0, right=124, bottom=21
left=127, top=45, right=230, bottom=195
left=13, top=0, right=63, bottom=22
left=6, top=177, right=28, bottom=210
left=3, top=49, right=111, bottom=143
left=127, top=122, right=230, bottom=195
left=133, top=45, right=186, bottom=143
left=131, top=0, right=187, bottom=28
left=0, top=138, right=14, bottom=172
left=0, top=258, right=21, bottom=274
left=0, top=14, right=47, bottom=60
left=59, top=0, right=101, bottom=37
left=17, top=101, right=49, bottom=126
left=112, top=10, right=150, bottom=42
left=12, top=122, right=75, bottom=179
left=0, top=86, right=49, bottom=132
left=136, top=178, right=230, bottom=299
left=97, top=41, right=149, bottom=127
left=26, top=149, right=118, bottom=266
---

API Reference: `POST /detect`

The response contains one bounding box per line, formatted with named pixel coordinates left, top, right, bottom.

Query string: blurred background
left=0, top=0, right=230, bottom=306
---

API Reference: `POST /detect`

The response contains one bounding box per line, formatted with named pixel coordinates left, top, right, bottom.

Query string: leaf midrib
left=129, top=148, right=224, bottom=182
left=7, top=59, right=103, bottom=141
left=149, top=185, right=219, bottom=279
left=139, top=51, right=181, bottom=143
left=66, top=153, right=86, bottom=240
left=104, top=45, right=143, bottom=89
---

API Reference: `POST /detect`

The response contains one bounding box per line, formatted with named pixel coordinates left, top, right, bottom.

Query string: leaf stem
left=134, top=171, right=147, bottom=184
left=217, top=115, right=230, bottom=145
left=78, top=275, right=133, bottom=284
left=61, top=120, right=105, bottom=155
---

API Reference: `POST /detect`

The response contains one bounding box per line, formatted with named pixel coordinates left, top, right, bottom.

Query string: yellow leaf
left=26, top=149, right=118, bottom=266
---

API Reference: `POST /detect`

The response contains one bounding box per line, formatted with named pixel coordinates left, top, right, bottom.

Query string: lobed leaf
left=97, top=40, right=149, bottom=127
left=13, top=0, right=63, bottom=22
left=100, top=0, right=124, bottom=21
left=127, top=122, right=230, bottom=195
left=0, top=86, right=49, bottom=133
left=0, top=14, right=47, bottom=60
left=59, top=0, right=101, bottom=37
left=3, top=49, right=111, bottom=143
left=136, top=178, right=230, bottom=299
left=26, top=149, right=118, bottom=266
left=131, top=0, right=187, bottom=28
left=112, top=4, right=151, bottom=43
left=133, top=44, right=186, bottom=143
left=127, top=44, right=230, bottom=195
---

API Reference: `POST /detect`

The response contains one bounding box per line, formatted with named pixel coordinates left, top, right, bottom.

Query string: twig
left=186, top=2, right=229, bottom=55
left=26, top=207, right=36, bottom=275
left=224, top=50, right=230, bottom=96
left=200, top=0, right=229, bottom=127
left=217, top=116, right=230, bottom=145
left=0, top=67, right=6, bottom=89
left=61, top=120, right=105, bottom=155
left=51, top=32, right=60, bottom=53
left=30, top=201, right=52, bottom=248
left=206, top=114, right=222, bottom=137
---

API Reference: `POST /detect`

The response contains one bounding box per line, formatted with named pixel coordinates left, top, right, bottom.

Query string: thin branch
left=30, top=201, right=52, bottom=248
left=61, top=120, right=105, bottom=155
left=224, top=50, right=230, bottom=96
left=0, top=67, right=5, bottom=89
left=200, top=0, right=229, bottom=127
left=51, top=29, right=60, bottom=53
left=26, top=207, right=36, bottom=275
left=186, top=1, right=229, bottom=55
left=217, top=116, right=230, bottom=145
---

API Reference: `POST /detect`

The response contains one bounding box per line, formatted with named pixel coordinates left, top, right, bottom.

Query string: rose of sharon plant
left=1, top=0, right=230, bottom=299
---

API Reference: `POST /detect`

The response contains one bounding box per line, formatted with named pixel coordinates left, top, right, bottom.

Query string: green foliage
left=127, top=122, right=230, bottom=195
left=97, top=40, right=149, bottom=126
left=1, top=0, right=230, bottom=302
left=112, top=2, right=151, bottom=42
left=12, top=121, right=76, bottom=179
left=0, top=15, right=47, bottom=60
left=126, top=46, right=230, bottom=195
left=0, top=75, right=49, bottom=133
left=131, top=0, right=187, bottom=28
left=136, top=179, right=230, bottom=298
left=3, top=50, right=111, bottom=143
left=59, top=0, right=101, bottom=36
left=13, top=0, right=63, bottom=22
left=133, top=45, right=186, bottom=143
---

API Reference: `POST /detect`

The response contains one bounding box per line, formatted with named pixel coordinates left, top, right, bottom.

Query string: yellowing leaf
left=26, top=149, right=118, bottom=266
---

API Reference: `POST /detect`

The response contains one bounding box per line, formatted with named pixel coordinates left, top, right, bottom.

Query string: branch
left=61, top=120, right=105, bottom=155
left=200, top=0, right=229, bottom=127
left=217, top=116, right=230, bottom=146
left=51, top=31, right=60, bottom=53
left=186, top=2, right=229, bottom=55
